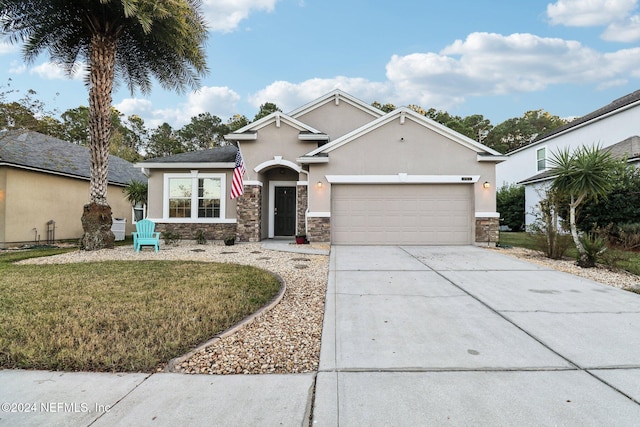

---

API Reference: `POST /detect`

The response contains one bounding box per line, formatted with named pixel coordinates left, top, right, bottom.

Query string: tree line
left=1, top=86, right=568, bottom=162
left=0, top=85, right=282, bottom=162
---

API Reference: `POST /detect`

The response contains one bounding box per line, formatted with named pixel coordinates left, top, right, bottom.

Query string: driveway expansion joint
left=499, top=309, right=640, bottom=314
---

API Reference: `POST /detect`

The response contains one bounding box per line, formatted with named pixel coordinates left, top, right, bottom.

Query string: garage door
left=331, top=184, right=473, bottom=245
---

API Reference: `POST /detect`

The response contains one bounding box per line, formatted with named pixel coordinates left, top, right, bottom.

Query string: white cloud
left=597, top=78, right=628, bottom=89
left=115, top=86, right=241, bottom=129
left=30, top=62, right=86, bottom=80
left=547, top=0, right=640, bottom=42
left=248, top=77, right=392, bottom=113
left=202, top=0, right=279, bottom=32
left=384, top=32, right=640, bottom=107
left=250, top=32, right=640, bottom=115
left=115, top=98, right=154, bottom=116
left=8, top=60, right=26, bottom=74
left=0, top=42, right=18, bottom=55
left=601, top=14, right=640, bottom=41
left=547, top=0, right=637, bottom=26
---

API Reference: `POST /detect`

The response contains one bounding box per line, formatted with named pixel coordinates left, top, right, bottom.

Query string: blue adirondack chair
left=132, top=219, right=160, bottom=253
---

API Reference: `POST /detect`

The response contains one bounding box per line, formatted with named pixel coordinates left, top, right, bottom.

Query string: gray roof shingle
left=140, top=145, right=238, bottom=164
left=533, top=89, right=640, bottom=143
left=603, top=135, right=640, bottom=161
left=0, top=130, right=147, bottom=185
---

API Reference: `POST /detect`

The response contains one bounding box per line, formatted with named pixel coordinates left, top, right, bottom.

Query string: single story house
left=496, top=89, right=640, bottom=226
left=137, top=90, right=506, bottom=245
left=0, top=130, right=147, bottom=247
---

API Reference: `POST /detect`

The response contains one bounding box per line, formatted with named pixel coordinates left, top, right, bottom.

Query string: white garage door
left=331, top=184, right=473, bottom=245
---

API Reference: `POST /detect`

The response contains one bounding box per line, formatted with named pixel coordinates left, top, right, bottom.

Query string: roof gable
left=225, top=111, right=326, bottom=140
left=0, top=130, right=146, bottom=185
left=302, top=107, right=504, bottom=158
left=288, top=89, right=384, bottom=120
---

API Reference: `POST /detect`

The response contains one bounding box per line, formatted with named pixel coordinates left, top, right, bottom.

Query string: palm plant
left=548, top=145, right=617, bottom=267
left=123, top=180, right=148, bottom=221
left=0, top=0, right=208, bottom=249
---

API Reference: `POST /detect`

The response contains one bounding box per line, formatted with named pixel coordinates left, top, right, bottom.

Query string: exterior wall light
left=483, top=181, right=491, bottom=189
left=316, top=181, right=323, bottom=189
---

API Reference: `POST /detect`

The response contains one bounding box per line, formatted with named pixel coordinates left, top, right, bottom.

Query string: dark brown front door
left=274, top=186, right=296, bottom=236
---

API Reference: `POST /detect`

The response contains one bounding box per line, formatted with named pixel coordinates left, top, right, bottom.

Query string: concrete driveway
left=313, top=245, right=640, bottom=426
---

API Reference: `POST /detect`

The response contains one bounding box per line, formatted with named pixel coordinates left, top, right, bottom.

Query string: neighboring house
left=0, top=130, right=147, bottom=247
left=138, top=90, right=506, bottom=245
left=519, top=136, right=640, bottom=221
left=496, top=89, right=640, bottom=226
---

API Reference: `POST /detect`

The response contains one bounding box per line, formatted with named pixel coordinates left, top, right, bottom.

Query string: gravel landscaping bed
left=18, top=242, right=329, bottom=375
left=489, top=246, right=640, bottom=292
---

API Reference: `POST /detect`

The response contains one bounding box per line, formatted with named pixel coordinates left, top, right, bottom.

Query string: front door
left=274, top=186, right=296, bottom=236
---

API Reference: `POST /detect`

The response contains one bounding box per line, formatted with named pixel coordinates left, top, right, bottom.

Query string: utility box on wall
left=111, top=218, right=127, bottom=241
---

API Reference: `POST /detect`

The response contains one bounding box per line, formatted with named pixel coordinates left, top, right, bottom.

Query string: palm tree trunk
left=81, top=33, right=117, bottom=250
left=569, top=196, right=588, bottom=266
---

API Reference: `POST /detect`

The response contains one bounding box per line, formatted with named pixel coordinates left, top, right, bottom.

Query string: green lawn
left=498, top=232, right=640, bottom=276
left=0, top=248, right=281, bottom=372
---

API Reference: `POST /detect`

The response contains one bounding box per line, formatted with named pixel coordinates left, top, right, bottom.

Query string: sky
left=1, top=0, right=640, bottom=130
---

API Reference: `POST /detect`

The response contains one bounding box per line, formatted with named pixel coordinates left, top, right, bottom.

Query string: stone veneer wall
left=308, top=216, right=330, bottom=242
left=296, top=184, right=308, bottom=235
left=236, top=185, right=262, bottom=242
left=475, top=217, right=499, bottom=246
left=155, top=222, right=236, bottom=240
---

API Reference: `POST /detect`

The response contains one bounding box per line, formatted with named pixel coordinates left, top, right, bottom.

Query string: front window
left=536, top=147, right=546, bottom=171
left=169, top=178, right=192, bottom=218
left=197, top=178, right=221, bottom=218
left=165, top=173, right=225, bottom=220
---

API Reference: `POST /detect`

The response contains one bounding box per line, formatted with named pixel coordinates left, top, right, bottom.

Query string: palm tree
left=548, top=145, right=617, bottom=267
left=0, top=0, right=208, bottom=249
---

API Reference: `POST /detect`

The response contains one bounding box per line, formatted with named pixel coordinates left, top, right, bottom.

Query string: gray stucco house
left=137, top=90, right=506, bottom=245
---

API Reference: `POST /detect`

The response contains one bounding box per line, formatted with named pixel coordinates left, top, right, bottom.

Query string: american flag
left=230, top=147, right=246, bottom=199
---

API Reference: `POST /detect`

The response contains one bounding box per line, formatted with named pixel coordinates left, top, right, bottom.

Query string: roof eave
left=134, top=162, right=235, bottom=169
left=296, top=156, right=330, bottom=164
left=518, top=174, right=556, bottom=185
left=477, top=154, right=509, bottom=163
left=298, top=133, right=329, bottom=141
left=0, top=161, right=135, bottom=186
left=510, top=95, right=640, bottom=156
left=223, top=133, right=257, bottom=141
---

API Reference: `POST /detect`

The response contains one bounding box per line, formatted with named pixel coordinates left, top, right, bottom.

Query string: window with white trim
left=536, top=147, right=546, bottom=171
left=164, top=173, right=225, bottom=220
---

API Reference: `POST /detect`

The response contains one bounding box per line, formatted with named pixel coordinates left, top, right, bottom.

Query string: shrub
left=599, top=247, right=632, bottom=271
left=529, top=228, right=572, bottom=259
left=578, top=232, right=607, bottom=268
left=194, top=229, right=207, bottom=245
left=577, top=165, right=640, bottom=232
left=497, top=184, right=525, bottom=231
left=615, top=223, right=640, bottom=251
left=528, top=190, right=571, bottom=259
left=162, top=229, right=182, bottom=245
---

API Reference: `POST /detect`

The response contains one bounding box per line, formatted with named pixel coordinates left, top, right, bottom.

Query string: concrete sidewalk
left=313, top=245, right=640, bottom=426
left=3, top=245, right=640, bottom=426
left=0, top=370, right=314, bottom=426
